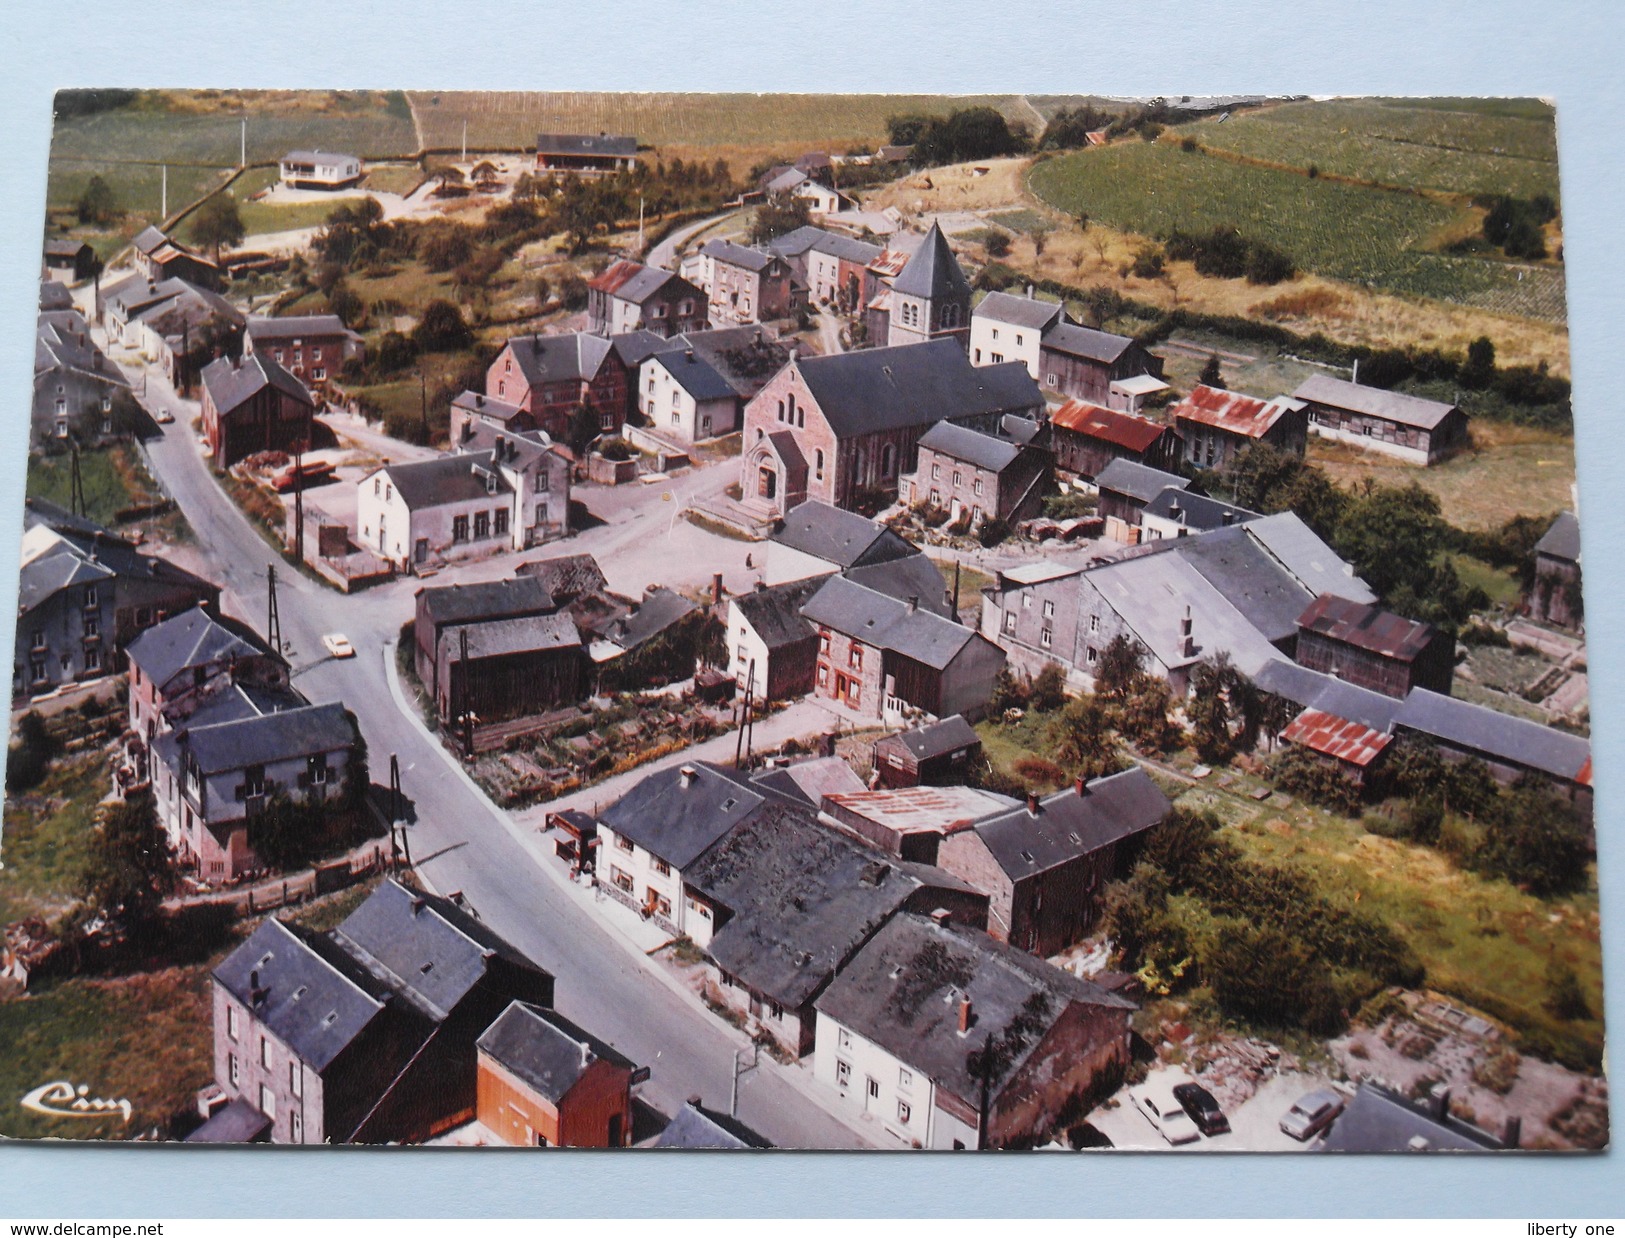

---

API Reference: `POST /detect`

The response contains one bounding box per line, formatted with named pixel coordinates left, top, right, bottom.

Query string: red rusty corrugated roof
left=1297, top=593, right=1438, bottom=662
left=1051, top=399, right=1171, bottom=452
left=1173, top=383, right=1295, bottom=439
left=1281, top=708, right=1393, bottom=768
left=587, top=259, right=643, bottom=295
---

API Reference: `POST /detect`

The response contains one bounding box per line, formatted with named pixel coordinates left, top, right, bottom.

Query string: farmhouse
left=449, top=390, right=534, bottom=441
left=700, top=240, right=803, bottom=326
left=801, top=575, right=1007, bottom=724
left=727, top=577, right=824, bottom=703
left=204, top=880, right=554, bottom=1145
left=1293, top=373, right=1468, bottom=466
left=1172, top=383, right=1307, bottom=471
left=130, top=225, right=222, bottom=290
left=244, top=315, right=365, bottom=400
left=475, top=1002, right=638, bottom=1148
left=486, top=331, right=628, bottom=441
left=814, top=912, right=1136, bottom=1149
left=870, top=714, right=983, bottom=790
left=900, top=421, right=1051, bottom=528
left=935, top=769, right=1172, bottom=957
left=33, top=308, right=135, bottom=450
left=1525, top=510, right=1582, bottom=631
left=739, top=339, right=1042, bottom=519
left=113, top=279, right=244, bottom=394
left=587, top=260, right=707, bottom=338
left=771, top=226, right=884, bottom=309
left=279, top=150, right=362, bottom=189
left=535, top=132, right=638, bottom=176
left=200, top=353, right=318, bottom=469
left=1094, top=458, right=1190, bottom=542
left=634, top=326, right=793, bottom=444
left=125, top=605, right=288, bottom=743
left=969, top=291, right=1066, bottom=378
left=1049, top=399, right=1182, bottom=481
left=1295, top=593, right=1455, bottom=699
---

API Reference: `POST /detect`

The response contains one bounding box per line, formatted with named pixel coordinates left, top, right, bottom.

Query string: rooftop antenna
left=266, top=563, right=283, bottom=657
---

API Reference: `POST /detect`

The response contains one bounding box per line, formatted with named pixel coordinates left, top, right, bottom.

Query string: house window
left=373, top=478, right=381, bottom=496
left=535, top=503, right=549, bottom=526
left=228, top=1054, right=239, bottom=1088
left=84, top=586, right=98, bottom=609
left=494, top=509, right=509, bottom=538
left=84, top=648, right=101, bottom=672
left=848, top=646, right=863, bottom=671
left=291, top=1110, right=303, bottom=1143
left=611, top=866, right=634, bottom=894
left=898, top=1099, right=912, bottom=1124
left=241, top=764, right=267, bottom=801
left=952, top=471, right=962, bottom=489
left=777, top=400, right=785, bottom=422
left=836, top=1060, right=851, bottom=1090
left=536, top=468, right=550, bottom=492
left=974, top=348, right=982, bottom=363
left=261, top=1037, right=272, bottom=1069
left=838, top=1028, right=853, bottom=1050
left=289, top=1062, right=302, bottom=1098
left=615, top=834, right=634, bottom=854
left=648, top=890, right=671, bottom=918
left=1089, top=615, right=1100, bottom=632
left=991, top=353, right=1004, bottom=364
left=653, top=857, right=671, bottom=876
left=817, top=666, right=828, bottom=687
left=259, top=1084, right=276, bottom=1122
left=815, top=449, right=825, bottom=481
left=1015, top=333, right=1023, bottom=346
left=867, top=1077, right=880, bottom=1100
left=313, top=369, right=326, bottom=381
left=820, top=631, right=832, bottom=654
left=83, top=615, right=100, bottom=639
left=1004, top=611, right=1017, bottom=635
left=899, top=1067, right=912, bottom=1089
left=671, top=412, right=680, bottom=426
left=1041, top=627, right=1053, bottom=649
left=385, top=484, right=392, bottom=503
left=973, top=478, right=984, bottom=496
left=452, top=515, right=469, bottom=543
left=1086, top=647, right=1098, bottom=665
left=991, top=328, right=999, bottom=340
left=307, top=753, right=330, bottom=785
left=1023, top=594, right=1033, bottom=610
left=474, top=511, right=491, bottom=540
left=931, top=463, right=941, bottom=481
left=227, top=1006, right=239, bottom=1041
left=1043, top=600, right=1055, bottom=619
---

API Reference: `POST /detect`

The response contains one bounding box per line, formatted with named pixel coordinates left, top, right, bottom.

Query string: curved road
left=117, top=351, right=867, bottom=1149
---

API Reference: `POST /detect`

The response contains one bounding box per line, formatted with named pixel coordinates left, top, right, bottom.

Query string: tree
left=989, top=667, right=1028, bottom=715
left=76, top=175, right=120, bottom=226
left=412, top=299, right=473, bottom=353
left=470, top=160, right=500, bottom=190
left=5, top=711, right=57, bottom=793
left=325, top=279, right=364, bottom=328
left=79, top=795, right=172, bottom=931
left=1199, top=352, right=1225, bottom=389
left=374, top=330, right=417, bottom=375
left=568, top=403, right=604, bottom=456
left=1094, top=634, right=1144, bottom=700
left=1188, top=654, right=1247, bottom=763
left=983, top=230, right=1012, bottom=259
left=1545, top=958, right=1591, bottom=1021
left=1048, top=695, right=1122, bottom=781
left=749, top=194, right=813, bottom=245
left=557, top=272, right=590, bottom=311
left=433, top=165, right=467, bottom=194
left=1461, top=335, right=1497, bottom=390
left=1027, top=662, right=1068, bottom=712
left=190, top=193, right=245, bottom=261
left=1473, top=784, right=1592, bottom=897
left=1116, top=673, right=1181, bottom=753
left=1332, top=482, right=1444, bottom=603
left=533, top=274, right=551, bottom=310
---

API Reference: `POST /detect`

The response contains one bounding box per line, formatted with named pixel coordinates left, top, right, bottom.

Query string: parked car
left=272, top=460, right=337, bottom=493
left=322, top=633, right=356, bottom=659
left=1280, top=1088, right=1345, bottom=1141
left=1173, top=1082, right=1230, bottom=1136
left=154, top=408, right=175, bottom=424
left=1130, top=1083, right=1201, bottom=1146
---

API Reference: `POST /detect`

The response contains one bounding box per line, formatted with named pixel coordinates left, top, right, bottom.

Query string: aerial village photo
left=0, top=88, right=1602, bottom=1154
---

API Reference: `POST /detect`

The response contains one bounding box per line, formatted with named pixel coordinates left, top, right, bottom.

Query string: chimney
left=1502, top=1115, right=1522, bottom=1149
left=753, top=579, right=767, bottom=593
left=685, top=348, right=695, bottom=362
left=495, top=434, right=506, bottom=457
left=687, top=1094, right=703, bottom=1109
left=679, top=765, right=698, bottom=788
left=1026, top=791, right=1040, bottom=816
left=711, top=572, right=724, bottom=605
left=929, top=908, right=952, bottom=927
left=409, top=896, right=425, bottom=916
left=1075, top=775, right=1089, bottom=797
left=580, top=1040, right=592, bottom=1068
left=906, top=596, right=918, bottom=614
left=1427, top=1082, right=1451, bottom=1122
left=1222, top=511, right=1235, bottom=526
left=475, top=393, right=484, bottom=408
left=957, top=995, right=973, bottom=1034
left=1169, top=501, right=1182, bottom=522
left=1181, top=606, right=1195, bottom=658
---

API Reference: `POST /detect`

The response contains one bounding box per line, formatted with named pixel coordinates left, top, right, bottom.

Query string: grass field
left=1182, top=98, right=1560, bottom=201
left=1028, top=142, right=1566, bottom=321
left=1308, top=420, right=1575, bottom=532
left=26, top=445, right=163, bottom=528
left=0, top=751, right=106, bottom=926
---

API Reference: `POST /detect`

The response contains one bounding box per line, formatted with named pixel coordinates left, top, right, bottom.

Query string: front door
left=414, top=538, right=428, bottom=564
left=758, top=466, right=777, bottom=500
left=377, top=516, right=387, bottom=554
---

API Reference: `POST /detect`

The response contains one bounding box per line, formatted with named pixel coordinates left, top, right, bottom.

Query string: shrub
left=1012, top=755, right=1066, bottom=787
left=6, top=712, right=58, bottom=793
left=1027, top=662, right=1069, bottom=712
left=1544, top=958, right=1591, bottom=1021
left=983, top=231, right=1012, bottom=258
left=1129, top=245, right=1165, bottom=279
left=412, top=300, right=473, bottom=353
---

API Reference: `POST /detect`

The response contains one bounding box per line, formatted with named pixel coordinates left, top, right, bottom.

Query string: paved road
left=645, top=209, right=738, bottom=271
left=108, top=345, right=869, bottom=1149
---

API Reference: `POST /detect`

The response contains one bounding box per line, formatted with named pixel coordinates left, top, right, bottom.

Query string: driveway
left=1090, top=1064, right=1336, bottom=1153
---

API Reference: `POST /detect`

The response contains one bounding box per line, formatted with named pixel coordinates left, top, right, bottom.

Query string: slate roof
left=514, top=553, right=609, bottom=601
left=775, top=227, right=883, bottom=266
left=588, top=259, right=687, bottom=305
left=1281, top=708, right=1393, bottom=768
left=501, top=332, right=614, bottom=387
left=377, top=452, right=508, bottom=510
left=688, top=801, right=977, bottom=1009
left=181, top=681, right=309, bottom=731
left=917, top=421, right=1023, bottom=473
left=536, top=133, right=638, bottom=158
left=1316, top=1082, right=1503, bottom=1153
left=598, top=761, right=767, bottom=871
left=884, top=714, right=981, bottom=762
left=1095, top=458, right=1190, bottom=504
left=35, top=310, right=127, bottom=387
left=606, top=588, right=697, bottom=651
left=968, top=768, right=1171, bottom=879
left=608, top=329, right=672, bottom=370
left=213, top=918, right=391, bottom=1072
left=890, top=222, right=970, bottom=301
left=1245, top=512, right=1376, bottom=604
left=1039, top=321, right=1137, bottom=364
left=1535, top=510, right=1581, bottom=563
left=1175, top=524, right=1316, bottom=644
left=748, top=756, right=866, bottom=808
left=246, top=314, right=359, bottom=343
left=701, top=239, right=781, bottom=273
left=17, top=524, right=214, bottom=620
left=1395, top=689, right=1591, bottom=783
left=1298, top=594, right=1440, bottom=662
left=419, top=577, right=556, bottom=629
left=1251, top=661, right=1404, bottom=735
left=443, top=613, right=581, bottom=661
left=1173, top=384, right=1301, bottom=439
left=815, top=913, right=1134, bottom=1108
left=796, top=339, right=1040, bottom=438
left=333, top=879, right=546, bottom=1022
left=772, top=500, right=917, bottom=570
left=125, top=606, right=275, bottom=688
left=476, top=1000, right=634, bottom=1103
left=973, top=290, right=1067, bottom=332
left=133, top=281, right=245, bottom=341
left=844, top=553, right=955, bottom=619
left=184, top=1096, right=273, bottom=1143
left=1143, top=487, right=1260, bottom=531
left=734, top=578, right=824, bottom=650
left=648, top=1099, right=772, bottom=1149
left=1051, top=400, right=1171, bottom=453
left=453, top=390, right=527, bottom=425
left=132, top=226, right=169, bottom=255
left=38, top=279, right=75, bottom=312
left=801, top=576, right=980, bottom=670
left=201, top=352, right=315, bottom=416
left=171, top=701, right=355, bottom=776
left=651, top=348, right=737, bottom=402
left=1292, top=374, right=1459, bottom=432
left=653, top=326, right=792, bottom=399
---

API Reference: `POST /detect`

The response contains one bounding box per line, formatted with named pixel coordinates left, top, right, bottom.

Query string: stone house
left=1172, top=383, right=1308, bottom=471
left=124, top=605, right=287, bottom=744
left=130, top=225, right=222, bottom=290
left=586, top=260, right=707, bottom=338
left=244, top=315, right=364, bottom=402
left=486, top=332, right=629, bottom=442
left=969, top=291, right=1065, bottom=378
left=700, top=240, right=803, bottom=325
left=900, top=421, right=1050, bottom=528
left=33, top=308, right=136, bottom=450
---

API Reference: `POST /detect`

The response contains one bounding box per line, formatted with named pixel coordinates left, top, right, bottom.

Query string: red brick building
left=199, top=353, right=318, bottom=469
left=487, top=332, right=628, bottom=441
left=244, top=315, right=364, bottom=401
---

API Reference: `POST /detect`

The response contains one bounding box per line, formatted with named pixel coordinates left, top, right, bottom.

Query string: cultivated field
left=1183, top=98, right=1560, bottom=200
left=1027, top=142, right=1566, bottom=321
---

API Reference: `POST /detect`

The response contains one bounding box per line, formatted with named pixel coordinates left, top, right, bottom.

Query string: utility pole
left=69, top=442, right=86, bottom=518
left=729, top=1043, right=760, bottom=1117
left=419, top=368, right=429, bottom=443
left=389, top=753, right=410, bottom=868
left=161, top=164, right=167, bottom=220
left=734, top=661, right=754, bottom=770
left=240, top=118, right=247, bottom=168
left=461, top=120, right=468, bottom=164
left=952, top=559, right=962, bottom=618
left=459, top=626, right=474, bottom=761
left=638, top=194, right=645, bottom=252
left=266, top=563, right=282, bottom=656
left=293, top=445, right=305, bottom=565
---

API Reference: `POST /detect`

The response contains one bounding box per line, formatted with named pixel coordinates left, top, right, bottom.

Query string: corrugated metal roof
left=1298, top=594, right=1439, bottom=662
left=1173, top=384, right=1299, bottom=439
left=1051, top=399, right=1172, bottom=452
left=1281, top=708, right=1393, bottom=767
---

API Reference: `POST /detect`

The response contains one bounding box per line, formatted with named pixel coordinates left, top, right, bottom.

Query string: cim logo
left=20, top=1080, right=132, bottom=1123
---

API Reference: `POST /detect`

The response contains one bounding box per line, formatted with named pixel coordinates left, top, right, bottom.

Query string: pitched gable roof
left=701, top=239, right=783, bottom=274
left=795, top=340, right=1040, bottom=438
left=375, top=452, right=509, bottom=510
left=1535, top=510, right=1580, bottom=563
left=588, top=259, right=687, bottom=304
left=733, top=578, right=824, bottom=650
left=1039, top=321, right=1138, bottom=364
left=885, top=714, right=981, bottom=762
left=246, top=314, right=359, bottom=343
left=418, top=576, right=556, bottom=629
left=502, top=332, right=614, bottom=387
left=800, top=576, right=979, bottom=670
left=1051, top=400, right=1171, bottom=453
left=201, top=352, right=315, bottom=416
left=598, top=761, right=767, bottom=870
left=973, top=290, right=1067, bottom=332
left=1292, top=374, right=1459, bottom=431
left=125, top=606, right=274, bottom=688
left=1173, top=384, right=1301, bottom=439
left=170, top=701, right=355, bottom=776
left=1095, top=458, right=1189, bottom=503
left=917, top=421, right=1024, bottom=473
left=476, top=1001, right=634, bottom=1103
left=649, top=1099, right=772, bottom=1148
left=967, top=767, right=1171, bottom=878
left=771, top=500, right=916, bottom=569
left=1297, top=594, right=1441, bottom=662
left=536, top=133, right=637, bottom=158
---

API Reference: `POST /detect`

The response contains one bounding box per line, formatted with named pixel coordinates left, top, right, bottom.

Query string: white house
left=969, top=291, right=1065, bottom=380
left=638, top=348, right=739, bottom=442
left=279, top=151, right=363, bottom=190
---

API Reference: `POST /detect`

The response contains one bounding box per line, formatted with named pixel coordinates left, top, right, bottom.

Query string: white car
left=322, top=633, right=356, bottom=659
left=1130, top=1083, right=1202, bottom=1146
left=154, top=408, right=175, bottom=425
